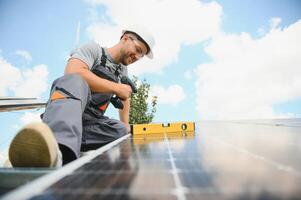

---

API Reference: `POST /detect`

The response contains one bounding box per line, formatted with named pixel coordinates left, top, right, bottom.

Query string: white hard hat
left=122, top=24, right=155, bottom=59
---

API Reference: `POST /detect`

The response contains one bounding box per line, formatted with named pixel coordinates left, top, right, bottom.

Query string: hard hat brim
left=146, top=50, right=153, bottom=59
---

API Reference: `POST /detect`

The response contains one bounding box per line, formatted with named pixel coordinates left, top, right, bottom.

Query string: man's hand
left=115, top=84, right=132, bottom=100
left=119, top=99, right=131, bottom=133
left=125, top=123, right=131, bottom=133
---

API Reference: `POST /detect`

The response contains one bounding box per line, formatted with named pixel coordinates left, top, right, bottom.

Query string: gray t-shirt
left=69, top=41, right=128, bottom=76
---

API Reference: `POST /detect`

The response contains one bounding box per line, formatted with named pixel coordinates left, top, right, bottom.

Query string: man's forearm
left=65, top=59, right=119, bottom=94
left=119, top=99, right=130, bottom=131
left=65, top=60, right=132, bottom=100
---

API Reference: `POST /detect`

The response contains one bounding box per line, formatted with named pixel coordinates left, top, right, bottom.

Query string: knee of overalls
left=50, top=74, right=91, bottom=107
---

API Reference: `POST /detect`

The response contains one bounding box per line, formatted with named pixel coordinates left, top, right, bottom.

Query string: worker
left=8, top=24, right=155, bottom=167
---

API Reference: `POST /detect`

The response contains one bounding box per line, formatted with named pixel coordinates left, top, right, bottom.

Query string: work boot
left=9, top=122, right=62, bottom=168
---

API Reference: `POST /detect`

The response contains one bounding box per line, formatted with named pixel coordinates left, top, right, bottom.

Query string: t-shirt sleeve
left=69, top=42, right=100, bottom=69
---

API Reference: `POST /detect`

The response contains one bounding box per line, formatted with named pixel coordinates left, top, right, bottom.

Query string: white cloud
left=257, top=17, right=282, bottom=37
left=257, top=27, right=266, bottom=36
left=15, top=50, right=32, bottom=62
left=0, top=56, right=49, bottom=98
left=0, top=56, right=22, bottom=96
left=10, top=111, right=43, bottom=134
left=12, top=65, right=49, bottom=98
left=0, top=149, right=9, bottom=167
left=270, top=17, right=282, bottom=30
left=84, top=0, right=223, bottom=75
left=87, top=22, right=122, bottom=47
left=20, top=112, right=43, bottom=125
left=150, top=84, right=186, bottom=106
left=195, top=19, right=301, bottom=120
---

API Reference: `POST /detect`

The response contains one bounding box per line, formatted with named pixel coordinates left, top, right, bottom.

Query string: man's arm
left=65, top=58, right=132, bottom=100
left=119, top=98, right=130, bottom=132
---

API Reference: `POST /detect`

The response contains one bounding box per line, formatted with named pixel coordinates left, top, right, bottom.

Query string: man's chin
left=121, top=60, right=129, bottom=66
left=122, top=58, right=132, bottom=66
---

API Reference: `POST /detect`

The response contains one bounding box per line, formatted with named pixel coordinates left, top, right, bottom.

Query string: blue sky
left=1, top=0, right=301, bottom=152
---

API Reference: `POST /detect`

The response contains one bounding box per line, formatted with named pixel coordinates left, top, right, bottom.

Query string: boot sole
left=9, top=122, right=58, bottom=167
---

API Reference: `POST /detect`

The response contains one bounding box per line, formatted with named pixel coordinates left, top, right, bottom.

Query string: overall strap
left=100, top=47, right=107, bottom=68
left=88, top=47, right=122, bottom=114
left=91, top=47, right=122, bottom=80
left=100, top=47, right=122, bottom=78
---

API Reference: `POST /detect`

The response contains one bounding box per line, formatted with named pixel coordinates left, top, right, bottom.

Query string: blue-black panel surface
left=9, top=120, right=301, bottom=199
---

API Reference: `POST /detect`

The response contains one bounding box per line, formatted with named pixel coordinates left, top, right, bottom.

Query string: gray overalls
left=42, top=48, right=127, bottom=163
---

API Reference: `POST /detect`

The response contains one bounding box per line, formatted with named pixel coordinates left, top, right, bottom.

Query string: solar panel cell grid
left=3, top=120, right=301, bottom=200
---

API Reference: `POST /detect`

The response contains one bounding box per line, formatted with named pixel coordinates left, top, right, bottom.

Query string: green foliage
left=129, top=76, right=157, bottom=124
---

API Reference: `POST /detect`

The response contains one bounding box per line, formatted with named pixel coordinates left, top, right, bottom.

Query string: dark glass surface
left=29, top=120, right=301, bottom=200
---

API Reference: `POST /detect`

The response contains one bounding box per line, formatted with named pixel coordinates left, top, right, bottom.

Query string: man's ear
left=120, top=35, right=127, bottom=44
left=122, top=34, right=129, bottom=41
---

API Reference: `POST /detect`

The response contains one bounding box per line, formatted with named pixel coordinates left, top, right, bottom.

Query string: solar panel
left=2, top=120, right=301, bottom=200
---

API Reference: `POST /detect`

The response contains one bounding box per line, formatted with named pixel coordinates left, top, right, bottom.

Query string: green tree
left=129, top=76, right=157, bottom=124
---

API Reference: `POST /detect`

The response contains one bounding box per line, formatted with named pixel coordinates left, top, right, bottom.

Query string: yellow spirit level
left=131, top=121, right=195, bottom=135
left=132, top=131, right=195, bottom=145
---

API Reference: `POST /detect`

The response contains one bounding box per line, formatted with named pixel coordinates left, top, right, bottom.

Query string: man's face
left=120, top=34, right=148, bottom=66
